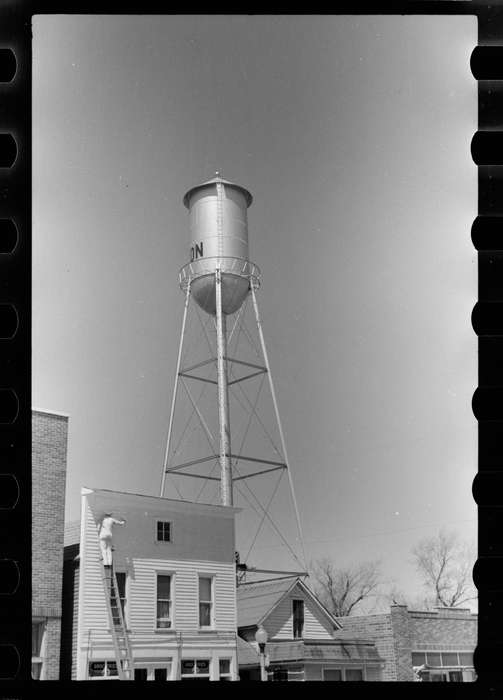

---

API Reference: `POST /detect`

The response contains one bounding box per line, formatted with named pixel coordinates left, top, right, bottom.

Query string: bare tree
left=383, top=585, right=436, bottom=611
left=412, top=529, right=476, bottom=608
left=310, top=558, right=382, bottom=617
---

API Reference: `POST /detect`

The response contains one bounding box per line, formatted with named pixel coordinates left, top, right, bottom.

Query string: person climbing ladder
left=98, top=512, right=126, bottom=566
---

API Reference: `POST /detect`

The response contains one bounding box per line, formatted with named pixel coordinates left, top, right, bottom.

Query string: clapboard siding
left=265, top=586, right=334, bottom=641
left=76, top=490, right=238, bottom=678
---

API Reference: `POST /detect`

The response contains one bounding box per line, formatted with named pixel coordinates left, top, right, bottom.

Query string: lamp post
left=255, top=626, right=268, bottom=681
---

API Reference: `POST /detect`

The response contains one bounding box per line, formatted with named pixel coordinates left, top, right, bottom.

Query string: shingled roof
left=266, top=639, right=385, bottom=664
left=237, top=578, right=297, bottom=628
left=237, top=577, right=341, bottom=631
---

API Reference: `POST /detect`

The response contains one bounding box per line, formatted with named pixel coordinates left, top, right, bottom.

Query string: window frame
left=111, top=570, right=128, bottom=628
left=218, top=658, right=232, bottom=681
left=155, top=519, right=173, bottom=543
left=134, top=663, right=173, bottom=681
left=292, top=598, right=304, bottom=639
left=322, top=666, right=365, bottom=681
left=198, top=574, right=215, bottom=629
left=88, top=660, right=121, bottom=680
left=155, top=571, right=175, bottom=631
left=180, top=657, right=211, bottom=680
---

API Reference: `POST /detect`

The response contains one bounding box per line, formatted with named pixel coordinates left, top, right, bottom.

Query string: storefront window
left=181, top=659, right=210, bottom=680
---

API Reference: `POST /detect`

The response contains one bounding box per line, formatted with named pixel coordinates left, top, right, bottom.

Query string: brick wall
left=390, top=606, right=414, bottom=681
left=335, top=613, right=397, bottom=681
left=32, top=410, right=69, bottom=680
left=409, top=608, right=477, bottom=651
left=338, top=606, right=478, bottom=683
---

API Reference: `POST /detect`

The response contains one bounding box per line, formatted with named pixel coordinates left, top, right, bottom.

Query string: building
left=237, top=578, right=384, bottom=681
left=336, top=604, right=477, bottom=682
left=32, top=409, right=69, bottom=680
left=61, top=487, right=241, bottom=680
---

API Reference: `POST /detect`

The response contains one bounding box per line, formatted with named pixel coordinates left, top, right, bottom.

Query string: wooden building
left=61, top=487, right=241, bottom=680
left=237, top=578, right=385, bottom=681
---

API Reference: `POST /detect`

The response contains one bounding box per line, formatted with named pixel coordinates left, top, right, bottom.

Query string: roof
left=83, top=487, right=241, bottom=518
left=237, top=578, right=295, bottom=628
left=236, top=637, right=260, bottom=667
left=183, top=175, right=253, bottom=208
left=266, top=639, right=385, bottom=665
left=237, top=577, right=341, bottom=631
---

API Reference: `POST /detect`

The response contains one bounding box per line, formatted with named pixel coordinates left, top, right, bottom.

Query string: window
left=323, top=668, right=363, bottom=681
left=88, top=660, right=119, bottom=678
left=411, top=652, right=426, bottom=666
left=199, top=576, right=213, bottom=627
left=324, top=669, right=342, bottom=681
left=272, top=668, right=289, bottom=681
left=458, top=652, right=473, bottom=667
left=426, top=652, right=441, bottom=667
left=32, top=621, right=46, bottom=680
left=156, top=575, right=172, bottom=628
left=345, top=669, right=363, bottom=681
left=292, top=599, right=304, bottom=639
left=134, top=664, right=172, bottom=681
left=441, top=652, right=458, bottom=666
left=111, top=572, right=127, bottom=625
left=219, top=659, right=232, bottom=681
left=156, top=520, right=172, bottom=542
left=449, top=671, right=463, bottom=682
left=181, top=659, right=210, bottom=680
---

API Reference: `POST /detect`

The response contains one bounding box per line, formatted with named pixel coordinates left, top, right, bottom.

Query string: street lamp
left=255, top=626, right=268, bottom=681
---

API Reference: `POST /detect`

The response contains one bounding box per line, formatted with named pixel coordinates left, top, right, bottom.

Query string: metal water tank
left=180, top=175, right=260, bottom=315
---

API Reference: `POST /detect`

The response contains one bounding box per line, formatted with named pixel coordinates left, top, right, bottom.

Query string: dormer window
left=156, top=521, right=172, bottom=543
left=293, top=599, right=304, bottom=639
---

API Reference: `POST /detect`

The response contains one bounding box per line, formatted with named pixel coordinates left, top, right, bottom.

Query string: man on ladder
left=98, top=512, right=126, bottom=567
left=97, top=512, right=133, bottom=680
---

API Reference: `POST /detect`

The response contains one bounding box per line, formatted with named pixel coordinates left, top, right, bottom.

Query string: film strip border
left=471, top=8, right=503, bottom=692
left=0, top=1, right=29, bottom=689
left=0, top=1, right=498, bottom=694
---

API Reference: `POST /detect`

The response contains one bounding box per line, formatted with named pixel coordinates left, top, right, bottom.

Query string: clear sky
left=33, top=15, right=477, bottom=607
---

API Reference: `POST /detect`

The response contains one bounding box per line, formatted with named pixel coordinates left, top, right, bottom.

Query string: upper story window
left=199, top=576, right=214, bottom=628
left=111, top=572, right=127, bottom=625
left=156, top=521, right=172, bottom=543
left=156, top=575, right=172, bottom=629
left=292, top=599, right=304, bottom=639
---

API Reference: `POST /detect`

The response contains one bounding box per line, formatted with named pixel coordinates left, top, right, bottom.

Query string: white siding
left=127, top=558, right=236, bottom=634
left=77, top=493, right=238, bottom=679
left=265, top=585, right=334, bottom=640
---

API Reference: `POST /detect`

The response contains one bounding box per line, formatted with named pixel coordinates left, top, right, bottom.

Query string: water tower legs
left=215, top=269, right=233, bottom=507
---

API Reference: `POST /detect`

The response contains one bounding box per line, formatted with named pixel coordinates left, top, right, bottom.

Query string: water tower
left=159, top=173, right=305, bottom=572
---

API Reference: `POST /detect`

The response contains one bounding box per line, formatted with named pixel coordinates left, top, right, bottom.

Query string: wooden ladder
left=101, top=563, right=134, bottom=680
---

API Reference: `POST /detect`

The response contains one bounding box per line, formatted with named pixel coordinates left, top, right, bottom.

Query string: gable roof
left=238, top=578, right=294, bottom=628
left=237, top=577, right=342, bottom=631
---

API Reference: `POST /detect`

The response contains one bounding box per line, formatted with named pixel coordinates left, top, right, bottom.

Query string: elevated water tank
left=180, top=175, right=260, bottom=315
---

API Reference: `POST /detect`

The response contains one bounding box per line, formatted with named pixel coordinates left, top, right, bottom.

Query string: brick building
left=32, top=409, right=69, bottom=680
left=336, top=604, right=477, bottom=682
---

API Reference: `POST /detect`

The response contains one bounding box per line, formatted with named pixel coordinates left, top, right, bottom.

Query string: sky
left=32, top=15, right=477, bottom=608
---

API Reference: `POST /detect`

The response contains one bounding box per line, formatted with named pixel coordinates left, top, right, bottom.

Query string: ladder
left=100, top=562, right=134, bottom=680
